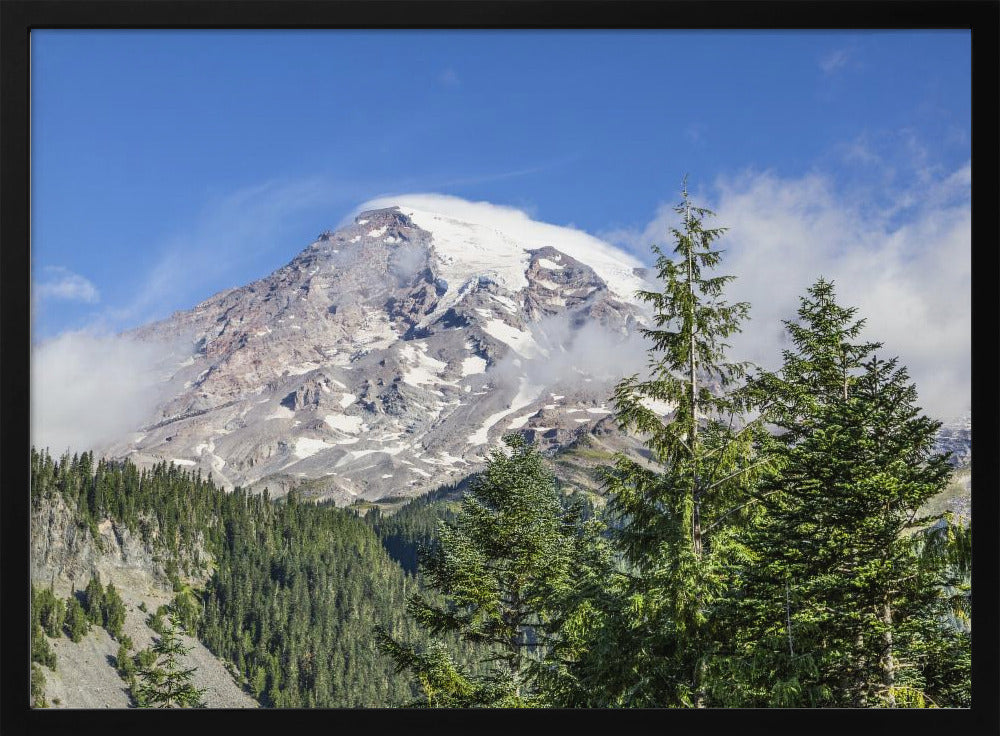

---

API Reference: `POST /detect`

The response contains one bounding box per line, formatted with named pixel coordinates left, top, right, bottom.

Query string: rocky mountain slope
left=934, top=411, right=972, bottom=469
left=30, top=496, right=257, bottom=708
left=105, top=202, right=659, bottom=504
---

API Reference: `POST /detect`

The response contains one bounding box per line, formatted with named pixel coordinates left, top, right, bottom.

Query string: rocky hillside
left=104, top=202, right=660, bottom=504
left=30, top=495, right=256, bottom=708
left=934, top=411, right=972, bottom=469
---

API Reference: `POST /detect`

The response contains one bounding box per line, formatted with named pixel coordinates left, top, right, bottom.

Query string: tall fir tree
left=561, top=180, right=765, bottom=707
left=377, top=434, right=577, bottom=707
left=83, top=576, right=106, bottom=626
left=721, top=279, right=971, bottom=707
left=102, top=582, right=127, bottom=639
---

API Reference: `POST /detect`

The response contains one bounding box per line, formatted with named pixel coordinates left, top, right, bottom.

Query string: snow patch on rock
left=294, top=437, right=336, bottom=458
left=483, top=319, right=539, bottom=358
left=324, top=414, right=364, bottom=433
left=468, top=379, right=540, bottom=445
left=461, top=355, right=488, bottom=376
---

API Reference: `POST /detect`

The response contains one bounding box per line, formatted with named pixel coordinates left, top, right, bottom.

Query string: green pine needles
left=132, top=613, right=206, bottom=708
left=721, top=279, right=970, bottom=707
left=376, top=434, right=578, bottom=707
left=30, top=178, right=970, bottom=710
left=579, top=181, right=766, bottom=707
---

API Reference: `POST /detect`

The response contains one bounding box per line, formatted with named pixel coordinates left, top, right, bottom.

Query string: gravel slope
left=38, top=584, right=257, bottom=709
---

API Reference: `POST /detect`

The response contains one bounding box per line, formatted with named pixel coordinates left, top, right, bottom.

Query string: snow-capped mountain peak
left=358, top=194, right=648, bottom=302
left=111, top=200, right=654, bottom=504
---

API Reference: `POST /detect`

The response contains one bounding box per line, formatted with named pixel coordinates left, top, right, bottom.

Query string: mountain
left=106, top=200, right=658, bottom=505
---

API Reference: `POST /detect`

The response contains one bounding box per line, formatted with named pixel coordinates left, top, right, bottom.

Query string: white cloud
left=35, top=267, right=100, bottom=304
left=602, top=165, right=971, bottom=421
left=488, top=311, right=651, bottom=394
left=31, top=330, right=186, bottom=453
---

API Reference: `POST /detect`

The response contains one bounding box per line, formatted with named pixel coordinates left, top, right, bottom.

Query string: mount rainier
left=106, top=198, right=660, bottom=504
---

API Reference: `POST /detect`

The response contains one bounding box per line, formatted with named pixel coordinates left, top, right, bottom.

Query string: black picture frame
left=3, top=3, right=997, bottom=735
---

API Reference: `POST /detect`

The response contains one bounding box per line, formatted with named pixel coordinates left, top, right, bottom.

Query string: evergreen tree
left=116, top=639, right=137, bottom=682
left=102, top=583, right=127, bottom=639
left=133, top=613, right=206, bottom=708
left=83, top=576, right=105, bottom=626
left=722, top=279, right=971, bottom=707
left=31, top=664, right=49, bottom=708
left=30, top=621, right=57, bottom=670
left=377, top=434, right=577, bottom=707
left=565, top=181, right=764, bottom=707
left=64, top=595, right=90, bottom=642
left=611, top=179, right=754, bottom=558
left=33, top=586, right=65, bottom=639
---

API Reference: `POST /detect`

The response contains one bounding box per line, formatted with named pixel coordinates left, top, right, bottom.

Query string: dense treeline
left=200, top=488, right=440, bottom=706
left=29, top=449, right=479, bottom=707
left=31, top=451, right=220, bottom=581
left=368, top=481, right=465, bottom=575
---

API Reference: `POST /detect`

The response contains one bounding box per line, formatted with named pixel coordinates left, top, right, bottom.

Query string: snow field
left=467, top=379, right=540, bottom=445
left=293, top=437, right=337, bottom=458
left=399, top=342, right=449, bottom=388
left=482, top=319, right=539, bottom=358
left=324, top=414, right=364, bottom=433
left=461, top=355, right=488, bottom=376
left=361, top=195, right=646, bottom=302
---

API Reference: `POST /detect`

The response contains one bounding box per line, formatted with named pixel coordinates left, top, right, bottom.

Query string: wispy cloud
left=32, top=177, right=363, bottom=450
left=684, top=123, right=705, bottom=145
left=819, top=47, right=852, bottom=74
left=35, top=266, right=100, bottom=304
left=836, top=135, right=882, bottom=167
left=31, top=329, right=187, bottom=454
left=100, top=177, right=358, bottom=332
left=436, top=155, right=581, bottom=189
left=601, top=163, right=971, bottom=421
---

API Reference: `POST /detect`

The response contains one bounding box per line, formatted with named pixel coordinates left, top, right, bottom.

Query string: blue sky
left=31, top=30, right=971, bottom=418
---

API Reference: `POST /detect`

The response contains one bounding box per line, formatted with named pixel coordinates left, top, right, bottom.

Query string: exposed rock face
left=38, top=585, right=258, bottom=709
left=93, top=202, right=974, bottom=507
left=30, top=497, right=256, bottom=709
left=935, top=412, right=972, bottom=468
left=101, top=204, right=663, bottom=504
left=31, top=495, right=170, bottom=595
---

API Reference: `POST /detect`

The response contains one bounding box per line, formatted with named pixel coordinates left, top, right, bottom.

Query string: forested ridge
left=30, top=449, right=480, bottom=707
left=30, top=186, right=971, bottom=709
